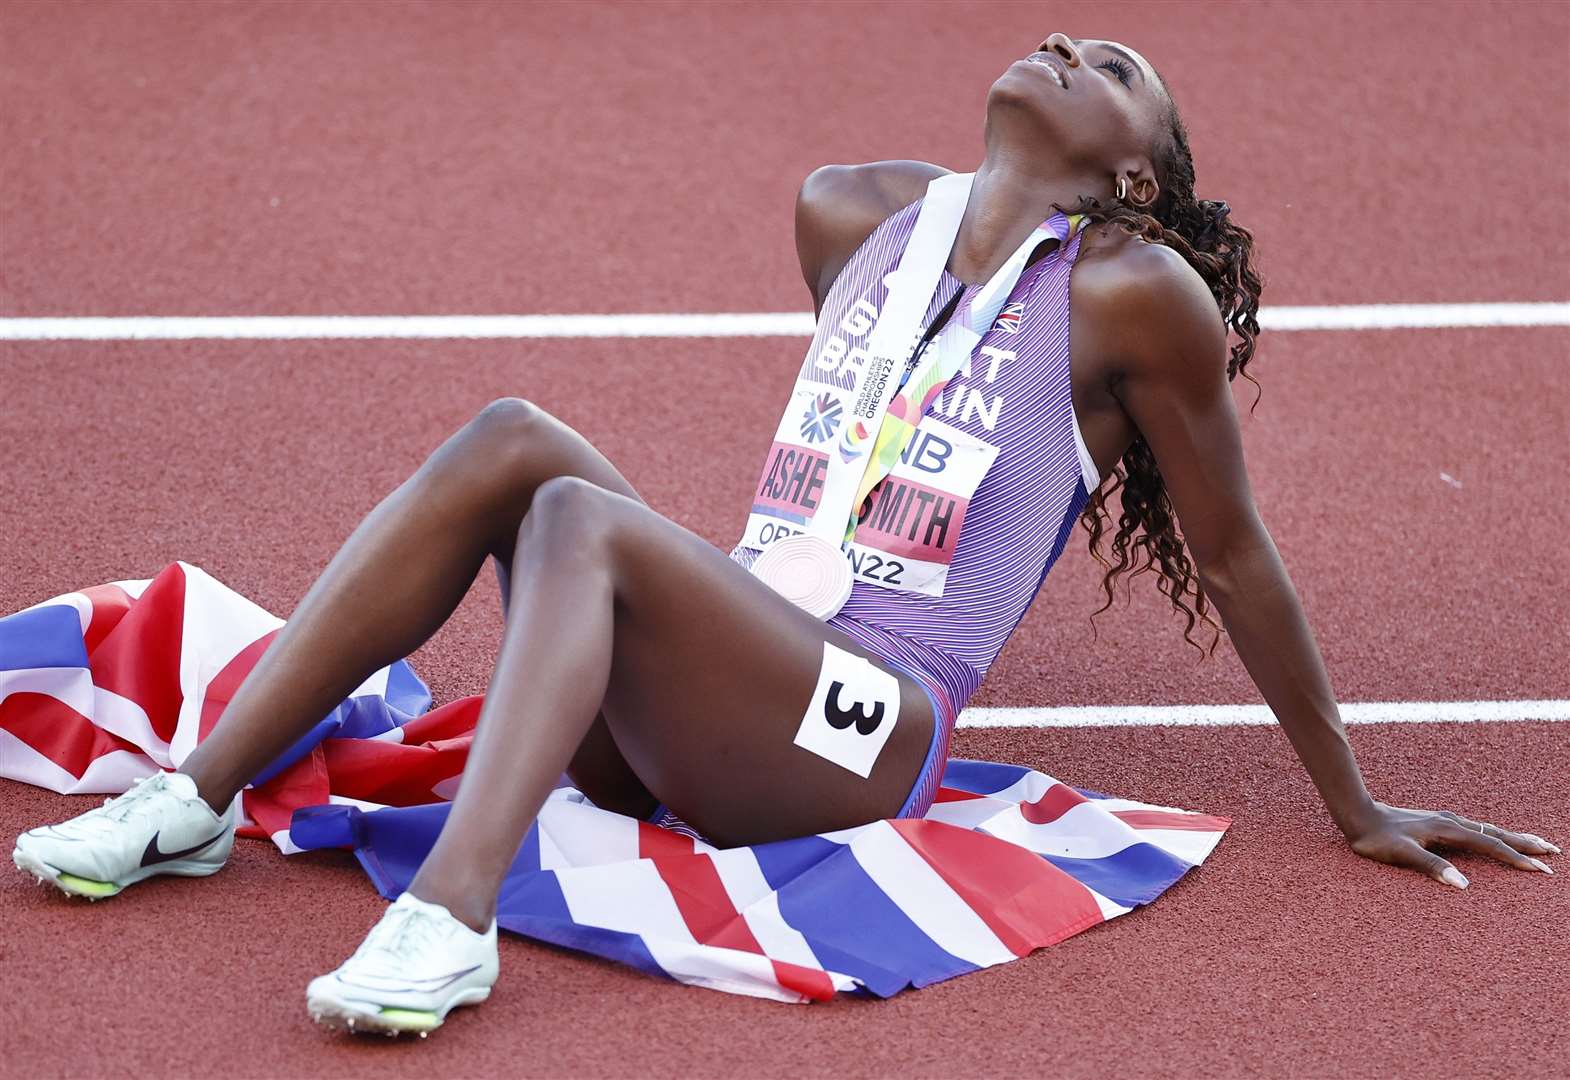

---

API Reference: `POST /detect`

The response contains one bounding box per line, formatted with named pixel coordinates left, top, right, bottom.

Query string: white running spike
left=305, top=893, right=497, bottom=1037
left=12, top=772, right=235, bottom=901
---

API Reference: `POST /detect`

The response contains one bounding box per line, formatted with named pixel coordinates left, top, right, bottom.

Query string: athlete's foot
left=12, top=771, right=235, bottom=899
left=306, top=892, right=499, bottom=1038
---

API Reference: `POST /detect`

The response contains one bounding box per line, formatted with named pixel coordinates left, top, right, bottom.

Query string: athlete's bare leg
left=405, top=476, right=935, bottom=933
left=179, top=398, right=656, bottom=816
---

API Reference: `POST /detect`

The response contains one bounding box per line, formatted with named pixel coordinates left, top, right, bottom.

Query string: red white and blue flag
left=1, top=564, right=1229, bottom=1002
left=993, top=301, right=1025, bottom=333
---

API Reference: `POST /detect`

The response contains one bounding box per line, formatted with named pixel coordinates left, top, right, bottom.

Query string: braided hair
left=1062, top=88, right=1264, bottom=653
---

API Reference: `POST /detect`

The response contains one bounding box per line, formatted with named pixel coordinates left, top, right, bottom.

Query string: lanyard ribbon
left=804, top=172, right=1083, bottom=547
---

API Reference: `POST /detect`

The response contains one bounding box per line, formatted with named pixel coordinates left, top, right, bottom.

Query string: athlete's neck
left=948, top=152, right=1098, bottom=285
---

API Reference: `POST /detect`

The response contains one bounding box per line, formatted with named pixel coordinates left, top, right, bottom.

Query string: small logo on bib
left=799, top=392, right=843, bottom=444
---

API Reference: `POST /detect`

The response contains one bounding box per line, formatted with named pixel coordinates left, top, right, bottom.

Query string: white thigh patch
left=792, top=641, right=901, bottom=778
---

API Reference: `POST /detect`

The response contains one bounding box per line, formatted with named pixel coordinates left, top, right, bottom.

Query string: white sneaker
left=12, top=771, right=235, bottom=899
left=306, top=892, right=499, bottom=1037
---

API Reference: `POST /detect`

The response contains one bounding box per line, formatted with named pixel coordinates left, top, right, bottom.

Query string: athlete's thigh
left=595, top=496, right=935, bottom=847
left=488, top=409, right=656, bottom=818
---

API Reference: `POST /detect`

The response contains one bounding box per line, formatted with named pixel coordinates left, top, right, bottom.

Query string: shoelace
left=99, top=775, right=170, bottom=821
left=354, top=904, right=452, bottom=969
left=64, top=775, right=178, bottom=837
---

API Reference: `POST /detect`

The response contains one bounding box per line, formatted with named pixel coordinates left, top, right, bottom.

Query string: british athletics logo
left=799, top=392, right=843, bottom=444
left=993, top=302, right=1024, bottom=334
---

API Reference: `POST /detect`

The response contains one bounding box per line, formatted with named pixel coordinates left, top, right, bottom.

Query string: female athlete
left=14, top=33, right=1557, bottom=1034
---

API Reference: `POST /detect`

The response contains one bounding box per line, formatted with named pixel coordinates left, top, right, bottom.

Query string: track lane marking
left=6, top=314, right=1562, bottom=730
left=956, top=699, right=1570, bottom=729
left=2, top=303, right=1567, bottom=340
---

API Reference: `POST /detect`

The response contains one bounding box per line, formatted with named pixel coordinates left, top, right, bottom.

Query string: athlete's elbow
left=1194, top=534, right=1282, bottom=606
left=1195, top=558, right=1243, bottom=605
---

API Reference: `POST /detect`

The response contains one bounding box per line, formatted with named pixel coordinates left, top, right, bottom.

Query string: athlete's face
left=989, top=33, right=1169, bottom=203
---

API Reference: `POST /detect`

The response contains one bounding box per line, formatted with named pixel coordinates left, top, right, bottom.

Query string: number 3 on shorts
left=793, top=641, right=901, bottom=778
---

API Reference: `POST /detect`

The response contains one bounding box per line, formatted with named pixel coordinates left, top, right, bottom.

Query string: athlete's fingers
left=1440, top=811, right=1560, bottom=857
left=1432, top=821, right=1554, bottom=874
left=1392, top=838, right=1470, bottom=889
left=1517, top=833, right=1563, bottom=856
left=1480, top=824, right=1560, bottom=857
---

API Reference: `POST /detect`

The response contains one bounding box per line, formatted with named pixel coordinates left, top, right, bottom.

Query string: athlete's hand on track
left=1345, top=802, right=1560, bottom=888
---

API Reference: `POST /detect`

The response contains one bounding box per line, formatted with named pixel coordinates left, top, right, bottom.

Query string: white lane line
left=956, top=699, right=1570, bottom=729
left=0, top=313, right=815, bottom=340
left=2, top=303, right=1567, bottom=341
left=1257, top=303, right=1570, bottom=330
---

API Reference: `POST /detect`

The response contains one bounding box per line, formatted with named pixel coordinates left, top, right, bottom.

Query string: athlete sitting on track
left=15, top=33, right=1557, bottom=1035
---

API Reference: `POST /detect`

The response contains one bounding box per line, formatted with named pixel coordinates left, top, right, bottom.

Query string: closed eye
left=1097, top=57, right=1135, bottom=87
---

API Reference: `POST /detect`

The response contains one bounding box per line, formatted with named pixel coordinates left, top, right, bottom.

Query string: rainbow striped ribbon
left=841, top=212, right=1083, bottom=541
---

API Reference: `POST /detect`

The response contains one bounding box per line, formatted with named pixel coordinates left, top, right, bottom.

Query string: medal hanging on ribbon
left=751, top=172, right=1083, bottom=620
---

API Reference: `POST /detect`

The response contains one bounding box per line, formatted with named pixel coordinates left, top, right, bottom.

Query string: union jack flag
left=993, top=301, right=1025, bottom=333
left=799, top=391, right=843, bottom=444
left=1, top=565, right=1229, bottom=1003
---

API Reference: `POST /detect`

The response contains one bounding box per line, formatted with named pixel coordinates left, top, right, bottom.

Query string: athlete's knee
left=523, top=475, right=618, bottom=553
left=424, top=397, right=550, bottom=493
left=464, top=397, right=550, bottom=458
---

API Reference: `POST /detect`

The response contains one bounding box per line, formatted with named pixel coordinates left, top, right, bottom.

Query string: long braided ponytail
left=1062, top=98, right=1264, bottom=652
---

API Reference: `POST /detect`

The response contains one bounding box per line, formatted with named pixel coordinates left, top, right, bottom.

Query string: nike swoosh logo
left=140, top=829, right=225, bottom=868
left=335, top=965, right=482, bottom=993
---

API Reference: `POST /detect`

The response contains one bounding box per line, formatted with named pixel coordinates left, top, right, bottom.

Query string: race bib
left=792, top=641, right=901, bottom=778
left=743, top=414, right=996, bottom=598
left=846, top=416, right=997, bottom=596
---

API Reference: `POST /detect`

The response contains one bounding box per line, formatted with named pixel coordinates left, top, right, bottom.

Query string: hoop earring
left=1114, top=176, right=1129, bottom=201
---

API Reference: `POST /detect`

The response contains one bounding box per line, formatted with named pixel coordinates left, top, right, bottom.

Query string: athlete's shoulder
left=795, top=161, right=952, bottom=314
left=1072, top=223, right=1226, bottom=376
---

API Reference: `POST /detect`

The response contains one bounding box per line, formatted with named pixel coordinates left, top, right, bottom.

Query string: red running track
left=1, top=2, right=1566, bottom=1077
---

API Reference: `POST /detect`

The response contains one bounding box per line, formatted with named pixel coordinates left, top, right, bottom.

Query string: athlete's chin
left=986, top=72, right=1071, bottom=135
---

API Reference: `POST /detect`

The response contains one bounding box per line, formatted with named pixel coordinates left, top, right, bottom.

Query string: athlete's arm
left=1089, top=242, right=1558, bottom=887
left=794, top=160, right=951, bottom=315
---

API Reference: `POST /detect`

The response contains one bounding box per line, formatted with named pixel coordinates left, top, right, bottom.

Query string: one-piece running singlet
left=728, top=195, right=1101, bottom=758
